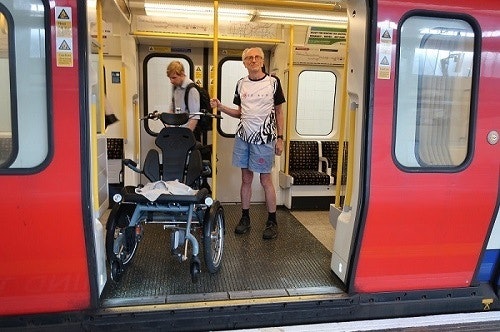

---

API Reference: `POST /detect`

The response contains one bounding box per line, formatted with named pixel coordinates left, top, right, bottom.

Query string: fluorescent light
left=258, top=10, right=347, bottom=24
left=144, top=2, right=347, bottom=25
left=144, top=2, right=253, bottom=22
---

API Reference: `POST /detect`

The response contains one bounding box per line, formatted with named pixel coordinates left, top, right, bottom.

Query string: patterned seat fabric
left=321, top=141, right=348, bottom=185
left=107, top=138, right=124, bottom=159
left=0, top=137, right=12, bottom=164
left=288, top=141, right=330, bottom=185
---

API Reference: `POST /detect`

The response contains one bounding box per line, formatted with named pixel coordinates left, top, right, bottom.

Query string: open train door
left=333, top=0, right=500, bottom=297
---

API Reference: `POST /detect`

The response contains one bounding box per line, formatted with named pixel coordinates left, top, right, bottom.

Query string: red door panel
left=0, top=1, right=91, bottom=315
left=354, top=0, right=499, bottom=292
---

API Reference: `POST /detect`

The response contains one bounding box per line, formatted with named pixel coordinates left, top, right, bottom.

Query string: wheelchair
left=105, top=111, right=225, bottom=283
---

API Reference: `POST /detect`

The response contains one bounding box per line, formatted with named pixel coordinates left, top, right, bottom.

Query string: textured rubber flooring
left=101, top=204, right=342, bottom=306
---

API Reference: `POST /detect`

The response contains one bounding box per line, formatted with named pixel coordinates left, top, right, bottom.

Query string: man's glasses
left=244, top=55, right=262, bottom=61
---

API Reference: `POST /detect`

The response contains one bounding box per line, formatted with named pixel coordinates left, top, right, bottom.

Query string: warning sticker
left=377, top=25, right=393, bottom=80
left=57, top=39, right=72, bottom=51
left=195, top=66, right=203, bottom=87
left=56, top=37, right=73, bottom=67
left=57, top=52, right=73, bottom=67
left=55, top=7, right=73, bottom=67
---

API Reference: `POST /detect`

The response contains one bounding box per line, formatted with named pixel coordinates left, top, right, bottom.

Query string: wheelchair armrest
left=123, top=159, right=141, bottom=174
left=196, top=188, right=212, bottom=205
left=123, top=159, right=136, bottom=167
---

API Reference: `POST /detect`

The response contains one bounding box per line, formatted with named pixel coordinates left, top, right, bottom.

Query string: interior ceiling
left=110, top=0, right=347, bottom=49
left=126, top=0, right=347, bottom=16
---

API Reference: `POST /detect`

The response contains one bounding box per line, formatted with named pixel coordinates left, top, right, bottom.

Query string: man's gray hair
left=242, top=47, right=265, bottom=61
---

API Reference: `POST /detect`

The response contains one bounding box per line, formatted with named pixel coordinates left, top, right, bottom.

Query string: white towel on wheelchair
left=135, top=180, right=198, bottom=202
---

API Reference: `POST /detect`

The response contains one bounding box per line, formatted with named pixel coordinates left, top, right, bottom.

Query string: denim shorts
left=232, top=136, right=275, bottom=173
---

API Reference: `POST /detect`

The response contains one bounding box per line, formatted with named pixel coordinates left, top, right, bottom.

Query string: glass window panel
left=0, top=11, right=12, bottom=166
left=0, top=0, right=49, bottom=170
left=219, top=59, right=247, bottom=135
left=395, top=16, right=474, bottom=168
left=145, top=56, right=191, bottom=133
left=296, top=70, right=335, bottom=136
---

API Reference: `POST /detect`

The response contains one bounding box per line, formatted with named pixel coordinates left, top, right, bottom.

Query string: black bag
left=184, top=83, right=213, bottom=132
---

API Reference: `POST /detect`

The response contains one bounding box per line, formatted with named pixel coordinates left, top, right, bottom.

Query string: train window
left=296, top=70, right=336, bottom=136
left=0, top=10, right=12, bottom=166
left=0, top=0, right=49, bottom=170
left=395, top=16, right=475, bottom=168
left=144, top=55, right=191, bottom=133
left=219, top=58, right=247, bottom=135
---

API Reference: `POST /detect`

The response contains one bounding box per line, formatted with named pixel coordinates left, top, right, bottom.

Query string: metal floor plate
left=101, top=204, right=343, bottom=307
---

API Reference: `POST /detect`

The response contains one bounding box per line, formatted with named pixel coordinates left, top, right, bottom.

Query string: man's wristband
left=277, top=135, right=284, bottom=140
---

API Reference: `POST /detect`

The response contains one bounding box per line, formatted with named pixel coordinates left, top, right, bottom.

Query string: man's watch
left=277, top=135, right=284, bottom=140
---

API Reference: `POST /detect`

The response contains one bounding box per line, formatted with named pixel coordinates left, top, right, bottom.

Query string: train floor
left=100, top=203, right=343, bottom=307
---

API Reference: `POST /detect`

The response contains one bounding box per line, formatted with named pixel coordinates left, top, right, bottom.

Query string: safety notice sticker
left=377, top=25, right=393, bottom=79
left=55, top=7, right=73, bottom=67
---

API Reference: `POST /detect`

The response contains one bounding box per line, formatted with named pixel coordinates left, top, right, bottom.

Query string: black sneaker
left=235, top=216, right=251, bottom=234
left=262, top=220, right=277, bottom=240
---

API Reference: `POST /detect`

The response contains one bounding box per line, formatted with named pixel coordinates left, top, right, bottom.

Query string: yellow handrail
left=344, top=101, right=356, bottom=207
left=89, top=0, right=105, bottom=214
left=97, top=1, right=105, bottom=133
left=334, top=21, right=349, bottom=209
left=284, top=25, right=294, bottom=175
left=133, top=95, right=140, bottom=162
left=121, top=64, right=127, bottom=138
left=211, top=0, right=219, bottom=199
left=129, top=31, right=284, bottom=45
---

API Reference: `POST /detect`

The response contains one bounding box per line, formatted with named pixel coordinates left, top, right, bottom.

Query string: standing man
left=210, top=47, right=285, bottom=240
left=166, top=60, right=199, bottom=131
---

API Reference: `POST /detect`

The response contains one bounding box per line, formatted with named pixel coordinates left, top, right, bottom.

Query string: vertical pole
left=285, top=25, right=294, bottom=175
left=335, top=23, right=350, bottom=208
left=96, top=0, right=105, bottom=132
left=211, top=1, right=219, bottom=198
left=121, top=64, right=127, bottom=138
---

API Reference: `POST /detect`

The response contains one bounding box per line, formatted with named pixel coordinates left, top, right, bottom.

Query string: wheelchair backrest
left=154, top=126, right=202, bottom=186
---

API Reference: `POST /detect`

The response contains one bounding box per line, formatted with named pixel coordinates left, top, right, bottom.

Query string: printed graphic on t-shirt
left=233, top=75, right=285, bottom=144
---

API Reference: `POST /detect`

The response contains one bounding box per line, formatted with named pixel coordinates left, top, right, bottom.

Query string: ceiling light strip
left=221, top=0, right=343, bottom=12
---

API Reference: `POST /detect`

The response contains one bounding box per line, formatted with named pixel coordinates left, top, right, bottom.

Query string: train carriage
left=0, top=0, right=498, bottom=330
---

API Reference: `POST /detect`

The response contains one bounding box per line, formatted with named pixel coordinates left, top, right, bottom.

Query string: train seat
left=320, top=141, right=348, bottom=185
left=0, top=136, right=12, bottom=164
left=279, top=140, right=334, bottom=210
left=288, top=140, right=332, bottom=185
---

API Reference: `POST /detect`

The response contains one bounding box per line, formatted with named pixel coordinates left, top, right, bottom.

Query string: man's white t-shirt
left=233, top=74, right=286, bottom=145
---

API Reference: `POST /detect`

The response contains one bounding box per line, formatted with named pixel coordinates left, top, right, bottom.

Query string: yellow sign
left=148, top=46, right=171, bottom=53
left=195, top=66, right=203, bottom=87
left=57, top=52, right=73, bottom=67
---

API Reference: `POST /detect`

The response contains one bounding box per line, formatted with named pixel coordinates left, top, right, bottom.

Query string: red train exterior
left=0, top=1, right=91, bottom=316
left=354, top=0, right=499, bottom=292
left=0, top=0, right=498, bottom=329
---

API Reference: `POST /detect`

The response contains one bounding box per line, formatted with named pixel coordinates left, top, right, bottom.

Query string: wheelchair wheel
left=110, top=259, right=123, bottom=282
left=105, top=205, right=139, bottom=268
left=203, top=201, right=225, bottom=273
left=190, top=256, right=201, bottom=283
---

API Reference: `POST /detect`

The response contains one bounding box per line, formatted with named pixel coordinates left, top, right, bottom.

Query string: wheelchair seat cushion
left=121, top=185, right=210, bottom=204
left=135, top=180, right=197, bottom=201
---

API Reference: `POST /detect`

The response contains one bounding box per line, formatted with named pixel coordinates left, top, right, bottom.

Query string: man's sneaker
left=262, top=220, right=277, bottom=240
left=235, top=216, right=251, bottom=234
